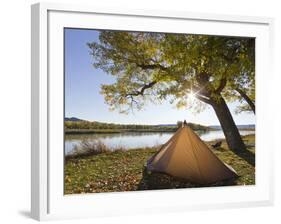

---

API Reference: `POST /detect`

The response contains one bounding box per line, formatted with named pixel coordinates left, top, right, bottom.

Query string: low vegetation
left=66, top=140, right=111, bottom=159
left=64, top=135, right=255, bottom=194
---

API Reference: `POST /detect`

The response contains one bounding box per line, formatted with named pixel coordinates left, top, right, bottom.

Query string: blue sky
left=64, top=28, right=255, bottom=126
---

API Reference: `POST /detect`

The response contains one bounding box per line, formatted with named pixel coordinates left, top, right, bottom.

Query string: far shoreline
left=65, top=129, right=178, bottom=135
left=64, top=128, right=255, bottom=135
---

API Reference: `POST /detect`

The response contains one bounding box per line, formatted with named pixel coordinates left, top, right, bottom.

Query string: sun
left=188, top=91, right=196, bottom=101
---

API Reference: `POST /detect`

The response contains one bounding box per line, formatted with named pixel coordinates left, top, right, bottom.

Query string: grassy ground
left=64, top=135, right=255, bottom=194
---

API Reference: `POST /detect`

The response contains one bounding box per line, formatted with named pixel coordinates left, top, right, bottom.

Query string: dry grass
left=65, top=140, right=126, bottom=160
left=64, top=135, right=255, bottom=194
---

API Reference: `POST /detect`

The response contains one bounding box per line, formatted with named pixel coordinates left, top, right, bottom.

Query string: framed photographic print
left=31, top=2, right=274, bottom=221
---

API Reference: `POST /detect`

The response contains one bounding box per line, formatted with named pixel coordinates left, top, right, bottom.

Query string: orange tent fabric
left=147, top=124, right=238, bottom=184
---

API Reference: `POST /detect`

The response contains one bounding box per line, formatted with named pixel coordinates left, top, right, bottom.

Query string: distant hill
left=64, top=117, right=84, bottom=122
left=209, top=124, right=255, bottom=130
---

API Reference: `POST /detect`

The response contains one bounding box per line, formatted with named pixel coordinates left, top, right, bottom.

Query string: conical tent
left=147, top=124, right=238, bottom=184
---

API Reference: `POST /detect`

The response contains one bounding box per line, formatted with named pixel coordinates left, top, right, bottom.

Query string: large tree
left=88, top=31, right=255, bottom=152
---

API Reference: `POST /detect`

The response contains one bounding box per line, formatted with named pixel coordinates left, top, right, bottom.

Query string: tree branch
left=125, top=81, right=157, bottom=97
left=195, top=94, right=212, bottom=105
left=136, top=63, right=169, bottom=71
left=215, top=78, right=227, bottom=94
left=235, top=87, right=255, bottom=114
left=196, top=72, right=210, bottom=86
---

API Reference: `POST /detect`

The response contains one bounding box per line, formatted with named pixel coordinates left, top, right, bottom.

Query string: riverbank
left=65, top=128, right=177, bottom=134
left=64, top=134, right=255, bottom=194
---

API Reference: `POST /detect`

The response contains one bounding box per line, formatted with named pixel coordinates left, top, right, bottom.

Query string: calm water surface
left=65, top=130, right=255, bottom=155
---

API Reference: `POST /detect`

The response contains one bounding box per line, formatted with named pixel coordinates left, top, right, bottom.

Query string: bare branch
left=136, top=63, right=169, bottom=71
left=125, top=81, right=157, bottom=97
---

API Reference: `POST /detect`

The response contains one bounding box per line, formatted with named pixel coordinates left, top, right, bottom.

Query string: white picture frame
left=31, top=2, right=274, bottom=221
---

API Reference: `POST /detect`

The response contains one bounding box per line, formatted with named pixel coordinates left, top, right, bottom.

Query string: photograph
left=63, top=28, right=255, bottom=194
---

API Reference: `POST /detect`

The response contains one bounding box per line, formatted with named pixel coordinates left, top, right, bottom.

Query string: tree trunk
left=211, top=96, right=246, bottom=152
left=236, top=88, right=255, bottom=114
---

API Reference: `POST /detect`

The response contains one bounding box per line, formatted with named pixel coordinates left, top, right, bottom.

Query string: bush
left=66, top=140, right=110, bottom=159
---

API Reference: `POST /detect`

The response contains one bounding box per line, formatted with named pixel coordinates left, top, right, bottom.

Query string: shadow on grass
left=233, top=149, right=255, bottom=167
left=137, top=167, right=237, bottom=191
left=210, top=144, right=255, bottom=167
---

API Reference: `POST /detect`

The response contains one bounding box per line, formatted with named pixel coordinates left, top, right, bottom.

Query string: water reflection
left=65, top=130, right=255, bottom=155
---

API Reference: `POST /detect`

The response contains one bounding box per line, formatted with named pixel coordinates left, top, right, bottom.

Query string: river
left=65, top=129, right=255, bottom=155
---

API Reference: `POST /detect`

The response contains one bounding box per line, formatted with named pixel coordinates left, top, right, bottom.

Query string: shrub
left=66, top=140, right=110, bottom=159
